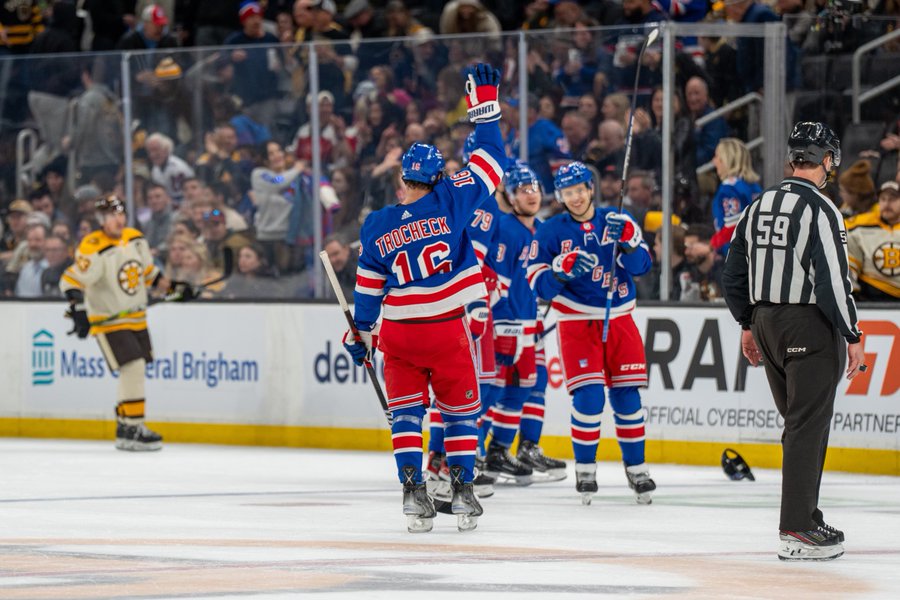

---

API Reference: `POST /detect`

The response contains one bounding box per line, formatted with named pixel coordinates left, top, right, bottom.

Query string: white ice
left=1, top=439, right=899, bottom=599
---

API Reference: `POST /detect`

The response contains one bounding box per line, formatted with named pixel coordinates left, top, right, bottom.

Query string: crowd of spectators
left=0, top=0, right=898, bottom=302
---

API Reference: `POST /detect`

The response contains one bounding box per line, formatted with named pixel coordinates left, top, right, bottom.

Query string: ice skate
left=473, top=458, right=495, bottom=498
left=115, top=422, right=162, bottom=452
left=778, top=527, right=844, bottom=561
left=517, top=440, right=567, bottom=482
left=815, top=519, right=844, bottom=543
left=484, top=442, right=532, bottom=486
left=575, top=462, right=598, bottom=505
left=625, top=464, right=656, bottom=505
left=449, top=465, right=483, bottom=532
left=401, top=466, right=435, bottom=533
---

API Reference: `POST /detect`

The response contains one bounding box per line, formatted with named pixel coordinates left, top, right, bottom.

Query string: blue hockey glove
left=342, top=328, right=376, bottom=366
left=551, top=250, right=598, bottom=282
left=465, top=63, right=501, bottom=123
left=606, top=212, right=642, bottom=251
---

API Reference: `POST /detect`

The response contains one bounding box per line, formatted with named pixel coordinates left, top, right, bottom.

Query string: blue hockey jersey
left=467, top=194, right=502, bottom=271
left=493, top=212, right=539, bottom=326
left=711, top=176, right=761, bottom=253
left=353, top=122, right=506, bottom=331
left=510, top=118, right=570, bottom=193
left=528, top=208, right=651, bottom=321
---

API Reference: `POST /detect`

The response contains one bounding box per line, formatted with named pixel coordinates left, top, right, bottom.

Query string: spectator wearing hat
left=61, top=67, right=124, bottom=190
left=839, top=160, right=878, bottom=220
left=290, top=90, right=355, bottom=168
left=847, top=181, right=900, bottom=300
left=117, top=4, right=178, bottom=50
left=439, top=0, right=502, bottom=54
left=1, top=200, right=34, bottom=262
left=202, top=208, right=253, bottom=274
left=343, top=0, right=386, bottom=55
left=598, top=163, right=623, bottom=208
left=224, top=2, right=281, bottom=126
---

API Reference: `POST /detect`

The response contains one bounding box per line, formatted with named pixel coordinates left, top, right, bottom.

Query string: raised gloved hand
left=552, top=250, right=598, bottom=282
left=605, top=212, right=642, bottom=251
left=465, top=63, right=501, bottom=123
left=342, top=328, right=377, bottom=366
left=66, top=303, right=90, bottom=338
left=166, top=280, right=198, bottom=302
left=466, top=298, right=490, bottom=341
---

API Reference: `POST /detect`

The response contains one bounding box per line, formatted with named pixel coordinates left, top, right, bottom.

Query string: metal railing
left=852, top=28, right=900, bottom=124
left=694, top=92, right=764, bottom=175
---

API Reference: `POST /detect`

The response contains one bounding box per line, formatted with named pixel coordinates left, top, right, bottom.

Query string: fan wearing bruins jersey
left=59, top=195, right=164, bottom=451
left=846, top=181, right=900, bottom=300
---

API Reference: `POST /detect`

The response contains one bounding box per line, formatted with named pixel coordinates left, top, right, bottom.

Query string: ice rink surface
left=1, top=439, right=899, bottom=600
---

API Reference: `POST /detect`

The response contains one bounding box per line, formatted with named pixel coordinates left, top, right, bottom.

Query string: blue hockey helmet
left=553, top=161, right=593, bottom=201
left=461, top=132, right=477, bottom=163
left=505, top=163, right=540, bottom=194
left=401, top=143, right=445, bottom=185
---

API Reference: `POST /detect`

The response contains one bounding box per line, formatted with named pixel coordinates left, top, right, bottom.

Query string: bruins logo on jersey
left=118, top=260, right=143, bottom=295
left=873, top=242, right=900, bottom=277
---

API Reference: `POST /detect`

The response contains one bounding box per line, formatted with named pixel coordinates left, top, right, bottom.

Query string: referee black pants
left=751, top=304, right=844, bottom=532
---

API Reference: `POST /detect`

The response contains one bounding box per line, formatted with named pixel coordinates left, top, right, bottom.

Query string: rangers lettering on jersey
left=374, top=217, right=452, bottom=257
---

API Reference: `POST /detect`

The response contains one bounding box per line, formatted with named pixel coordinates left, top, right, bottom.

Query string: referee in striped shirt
left=723, top=122, right=865, bottom=561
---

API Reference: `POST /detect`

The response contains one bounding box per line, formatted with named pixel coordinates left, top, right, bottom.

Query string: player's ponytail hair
left=715, top=138, right=760, bottom=184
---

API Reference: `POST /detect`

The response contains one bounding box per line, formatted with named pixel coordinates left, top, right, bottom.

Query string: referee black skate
left=722, top=122, right=866, bottom=561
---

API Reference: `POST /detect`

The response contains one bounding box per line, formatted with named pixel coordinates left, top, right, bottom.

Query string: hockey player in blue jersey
left=426, top=131, right=503, bottom=500
left=343, top=63, right=506, bottom=532
left=528, top=161, right=657, bottom=505
left=484, top=163, right=568, bottom=483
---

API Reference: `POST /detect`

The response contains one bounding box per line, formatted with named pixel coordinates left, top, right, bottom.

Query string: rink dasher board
left=0, top=301, right=897, bottom=474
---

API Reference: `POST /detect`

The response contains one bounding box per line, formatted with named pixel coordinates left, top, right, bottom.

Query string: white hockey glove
left=342, top=328, right=376, bottom=366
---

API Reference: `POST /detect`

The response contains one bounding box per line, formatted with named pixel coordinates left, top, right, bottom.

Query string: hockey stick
left=602, top=26, right=660, bottom=343
left=70, top=247, right=234, bottom=334
left=318, top=250, right=392, bottom=426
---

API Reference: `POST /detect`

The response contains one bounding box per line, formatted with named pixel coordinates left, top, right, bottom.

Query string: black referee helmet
left=787, top=121, right=842, bottom=169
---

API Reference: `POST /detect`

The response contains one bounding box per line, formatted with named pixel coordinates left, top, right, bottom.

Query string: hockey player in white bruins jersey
left=60, top=195, right=165, bottom=451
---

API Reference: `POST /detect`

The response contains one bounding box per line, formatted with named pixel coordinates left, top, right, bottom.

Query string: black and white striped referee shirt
left=722, top=177, right=862, bottom=343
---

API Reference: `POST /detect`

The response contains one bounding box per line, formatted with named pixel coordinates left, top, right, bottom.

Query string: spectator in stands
left=203, top=208, right=253, bottom=274
left=323, top=232, right=358, bottom=300
left=877, top=119, right=900, bottom=186
left=50, top=221, right=71, bottom=247
left=75, top=216, right=99, bottom=246
left=195, top=123, right=250, bottom=193
left=577, top=93, right=601, bottom=131
left=218, top=243, right=282, bottom=299
left=709, top=138, right=762, bottom=254
left=643, top=223, right=693, bottom=300
left=250, top=141, right=303, bottom=273
left=39, top=234, right=71, bottom=297
left=623, top=170, right=656, bottom=230
left=29, top=1, right=80, bottom=96
left=84, top=0, right=135, bottom=51
left=601, top=92, right=630, bottom=130
left=0, top=0, right=42, bottom=54
left=72, top=185, right=102, bottom=222
left=116, top=4, right=177, bottom=53
left=364, top=143, right=403, bottom=213
left=328, top=167, right=363, bottom=239
left=224, top=2, right=282, bottom=126
left=682, top=223, right=725, bottom=301
left=181, top=0, right=241, bottom=47
left=146, top=132, right=195, bottom=206
left=144, top=184, right=175, bottom=258
left=13, top=222, right=48, bottom=298
left=343, top=0, right=387, bottom=53
left=513, top=94, right=571, bottom=193
left=439, top=0, right=502, bottom=55
left=40, top=158, right=71, bottom=220
left=839, top=160, right=878, bottom=219
left=384, top=0, right=429, bottom=37
left=685, top=76, right=730, bottom=168
left=181, top=238, right=223, bottom=295
left=208, top=182, right=250, bottom=233
left=1, top=199, right=33, bottom=263
left=29, top=188, right=68, bottom=230
left=598, top=163, right=623, bottom=208
left=587, top=119, right=626, bottom=175
left=62, top=67, right=123, bottom=189
left=847, top=180, right=900, bottom=300
left=723, top=0, right=787, bottom=94
left=291, top=91, right=355, bottom=168
left=561, top=111, right=593, bottom=161
left=650, top=86, right=696, bottom=186
left=555, top=43, right=599, bottom=106
left=699, top=36, right=740, bottom=114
